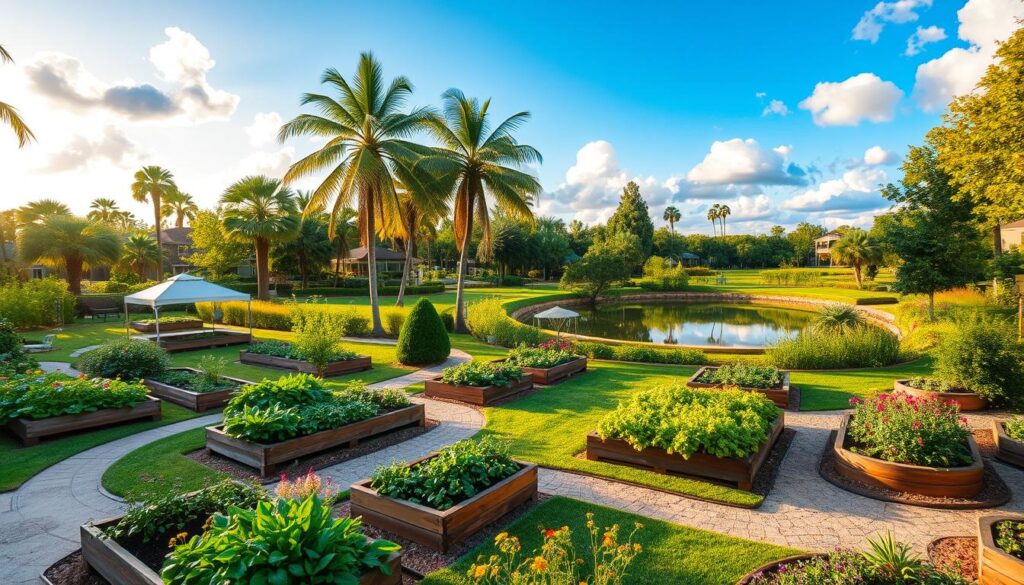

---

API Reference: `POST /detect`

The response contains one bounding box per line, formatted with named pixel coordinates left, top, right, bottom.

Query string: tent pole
left=124, top=300, right=129, bottom=337
left=154, top=306, right=161, bottom=342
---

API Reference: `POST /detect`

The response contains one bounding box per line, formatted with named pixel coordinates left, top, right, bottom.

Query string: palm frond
left=0, top=101, right=35, bottom=147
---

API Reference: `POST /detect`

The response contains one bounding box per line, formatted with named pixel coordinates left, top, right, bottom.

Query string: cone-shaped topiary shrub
left=396, top=298, right=450, bottom=365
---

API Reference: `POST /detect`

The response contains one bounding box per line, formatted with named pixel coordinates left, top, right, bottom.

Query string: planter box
left=978, top=515, right=1024, bottom=585
left=894, top=379, right=988, bottom=411
left=206, top=404, right=425, bottom=475
left=350, top=457, right=538, bottom=552
left=494, top=357, right=587, bottom=385
left=993, top=421, right=1024, bottom=468
left=735, top=554, right=825, bottom=585
left=6, top=397, right=161, bottom=447
left=156, top=331, right=251, bottom=352
left=585, top=412, right=784, bottom=491
left=143, top=368, right=252, bottom=412
left=239, top=350, right=372, bottom=376
left=686, top=366, right=791, bottom=409
left=81, top=516, right=402, bottom=585
left=130, top=319, right=203, bottom=334
left=832, top=414, right=984, bottom=498
left=423, top=376, right=533, bottom=406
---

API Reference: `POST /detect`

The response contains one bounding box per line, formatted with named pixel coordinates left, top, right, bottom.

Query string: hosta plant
left=161, top=495, right=399, bottom=585
left=0, top=372, right=148, bottom=422
left=1005, top=416, right=1024, bottom=442
left=696, top=363, right=782, bottom=388
left=439, top=361, right=523, bottom=387
left=506, top=344, right=580, bottom=369
left=597, top=385, right=778, bottom=459
left=846, top=393, right=973, bottom=467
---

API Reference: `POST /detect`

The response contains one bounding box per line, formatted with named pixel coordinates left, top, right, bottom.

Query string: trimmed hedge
left=396, top=298, right=450, bottom=365
left=195, top=301, right=370, bottom=336
left=214, top=282, right=294, bottom=296
left=573, top=341, right=707, bottom=365
left=291, top=282, right=446, bottom=297
left=853, top=296, right=898, bottom=305
left=78, top=339, right=170, bottom=380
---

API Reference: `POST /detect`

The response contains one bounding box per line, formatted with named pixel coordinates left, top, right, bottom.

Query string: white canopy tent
left=532, top=306, right=580, bottom=336
left=123, top=273, right=252, bottom=340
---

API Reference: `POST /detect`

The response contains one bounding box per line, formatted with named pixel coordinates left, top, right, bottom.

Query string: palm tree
left=830, top=228, right=881, bottom=288
left=131, top=165, right=176, bottom=272
left=18, top=215, right=122, bottom=294
left=663, top=206, right=681, bottom=233
left=220, top=175, right=299, bottom=300
left=110, top=210, right=139, bottom=231
left=391, top=179, right=447, bottom=307
left=0, top=44, right=34, bottom=147
left=718, top=204, right=731, bottom=236
left=278, top=52, right=435, bottom=335
left=423, top=89, right=543, bottom=332
left=328, top=207, right=358, bottom=286
left=273, top=191, right=334, bottom=289
left=119, top=234, right=161, bottom=280
left=0, top=209, right=16, bottom=269
left=87, top=198, right=121, bottom=223
left=17, top=199, right=71, bottom=224
left=161, top=188, right=199, bottom=228
left=706, top=205, right=720, bottom=236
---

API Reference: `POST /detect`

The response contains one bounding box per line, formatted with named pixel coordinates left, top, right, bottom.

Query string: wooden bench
left=85, top=306, right=122, bottom=321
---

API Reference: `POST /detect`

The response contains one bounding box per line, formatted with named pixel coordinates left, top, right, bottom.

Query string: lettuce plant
left=439, top=361, right=523, bottom=387
left=1005, top=416, right=1024, bottom=442
left=696, top=364, right=782, bottom=388
left=507, top=344, right=580, bottom=369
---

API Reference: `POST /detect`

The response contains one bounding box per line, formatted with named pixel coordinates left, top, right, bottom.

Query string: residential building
left=333, top=246, right=420, bottom=276
left=814, top=231, right=842, bottom=266
left=1000, top=220, right=1024, bottom=252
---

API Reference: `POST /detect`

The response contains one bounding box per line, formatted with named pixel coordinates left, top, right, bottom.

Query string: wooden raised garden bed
left=154, top=330, right=251, bottom=352
left=81, top=515, right=402, bottom=585
left=129, top=319, right=203, bottom=333
left=735, top=554, right=826, bottom=585
left=978, top=515, right=1024, bottom=585
left=494, top=357, right=587, bottom=385
left=6, top=397, right=161, bottom=447
left=686, top=366, right=791, bottom=409
left=832, top=414, right=984, bottom=498
left=423, top=376, right=533, bottom=406
left=350, top=457, right=538, bottom=552
left=239, top=349, right=372, bottom=376
left=993, top=420, right=1024, bottom=468
left=143, top=368, right=252, bottom=412
left=206, top=404, right=425, bottom=475
left=894, top=379, right=988, bottom=411
left=585, top=412, right=784, bottom=491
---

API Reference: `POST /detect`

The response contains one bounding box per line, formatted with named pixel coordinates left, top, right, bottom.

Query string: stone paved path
left=37, top=362, right=81, bottom=375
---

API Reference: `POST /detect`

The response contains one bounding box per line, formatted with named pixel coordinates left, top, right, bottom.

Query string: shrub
left=291, top=310, right=352, bottom=376
left=0, top=317, right=19, bottom=355
left=396, top=298, right=451, bottom=365
left=78, top=339, right=170, bottom=380
left=933, top=318, right=1024, bottom=406
left=381, top=308, right=405, bottom=337
left=572, top=341, right=615, bottom=360
left=162, top=495, right=399, bottom=584
left=0, top=349, right=38, bottom=377
left=597, top=385, right=778, bottom=459
left=697, top=364, right=782, bottom=388
left=847, top=393, right=973, bottom=467
left=466, top=298, right=548, bottom=347
left=245, top=339, right=359, bottom=365
left=439, top=361, right=523, bottom=387
left=572, top=340, right=707, bottom=365
left=638, top=256, right=688, bottom=291
left=996, top=520, right=1024, bottom=560
left=506, top=344, right=579, bottom=368
left=765, top=327, right=901, bottom=370
left=439, top=308, right=455, bottom=332
left=810, top=303, right=865, bottom=334
left=196, top=300, right=291, bottom=330
left=105, top=480, right=268, bottom=543
left=903, top=376, right=962, bottom=393
left=0, top=372, right=148, bottom=422
left=758, top=269, right=822, bottom=287
left=0, top=278, right=76, bottom=327
left=1005, top=416, right=1024, bottom=442
left=370, top=438, right=520, bottom=510
left=684, top=266, right=716, bottom=276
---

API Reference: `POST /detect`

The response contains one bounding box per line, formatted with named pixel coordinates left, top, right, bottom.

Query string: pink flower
left=913, top=420, right=921, bottom=430
left=849, top=397, right=861, bottom=405
left=917, top=436, right=924, bottom=446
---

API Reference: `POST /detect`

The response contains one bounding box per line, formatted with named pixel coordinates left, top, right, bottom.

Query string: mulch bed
left=338, top=494, right=550, bottom=581
left=818, top=429, right=1012, bottom=509
left=928, top=536, right=978, bottom=581
left=188, top=420, right=439, bottom=481
left=42, top=550, right=106, bottom=585
left=786, top=385, right=800, bottom=412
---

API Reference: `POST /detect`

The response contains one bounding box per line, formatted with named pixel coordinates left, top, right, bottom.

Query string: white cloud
left=237, top=146, right=295, bottom=178
left=686, top=138, right=806, bottom=186
left=245, top=112, right=283, bottom=146
left=853, top=0, right=932, bottom=43
left=44, top=126, right=142, bottom=172
left=148, top=27, right=238, bottom=120
left=863, top=146, right=899, bottom=166
left=799, top=73, right=903, bottom=126
left=783, top=168, right=889, bottom=212
left=726, top=194, right=775, bottom=221
left=905, top=25, right=947, bottom=55
left=912, top=0, right=1024, bottom=111
left=761, top=99, right=790, bottom=117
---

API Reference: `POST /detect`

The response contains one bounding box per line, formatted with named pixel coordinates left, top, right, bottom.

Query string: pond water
left=566, top=301, right=816, bottom=348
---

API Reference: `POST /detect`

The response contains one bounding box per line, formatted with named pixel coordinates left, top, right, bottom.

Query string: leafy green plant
left=904, top=377, right=962, bottom=393
left=846, top=393, right=973, bottom=467
left=0, top=317, right=19, bottom=355
left=765, top=326, right=901, bottom=369
left=696, top=364, right=782, bottom=388
left=222, top=403, right=302, bottom=443
left=506, top=344, right=579, bottom=369
left=337, top=384, right=410, bottom=411
left=995, top=520, right=1024, bottom=560
left=161, top=495, right=399, bottom=585
left=933, top=317, right=1024, bottom=406
left=78, top=338, right=170, bottom=380
left=0, top=349, right=39, bottom=377
left=597, top=385, right=778, bottom=459
left=439, top=361, right=524, bottom=387
left=370, top=438, right=520, bottom=510
left=226, top=373, right=328, bottom=411
left=396, top=298, right=451, bottom=365
left=0, top=278, right=76, bottom=328
left=0, top=372, right=148, bottom=422
left=150, top=369, right=236, bottom=394
left=810, top=303, right=865, bottom=334
left=572, top=341, right=707, bottom=365
left=132, top=316, right=201, bottom=325
left=638, top=256, right=688, bottom=291
left=1005, top=416, right=1024, bottom=442
left=246, top=339, right=359, bottom=368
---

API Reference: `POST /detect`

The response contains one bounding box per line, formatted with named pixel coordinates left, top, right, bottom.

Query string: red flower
left=544, top=529, right=556, bottom=539
left=917, top=436, right=924, bottom=446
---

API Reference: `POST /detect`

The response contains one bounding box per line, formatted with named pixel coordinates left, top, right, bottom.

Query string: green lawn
left=792, top=356, right=934, bottom=410
left=102, top=427, right=222, bottom=500
left=421, top=496, right=800, bottom=585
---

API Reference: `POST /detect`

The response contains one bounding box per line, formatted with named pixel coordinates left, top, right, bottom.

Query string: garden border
left=993, top=421, right=1024, bottom=469
left=143, top=368, right=252, bottom=412
left=6, top=397, right=162, bottom=447
left=894, top=379, right=988, bottom=411
left=423, top=376, right=533, bottom=406
left=686, top=366, right=791, bottom=409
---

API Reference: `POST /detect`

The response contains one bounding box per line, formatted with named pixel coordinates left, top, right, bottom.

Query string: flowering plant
left=538, top=338, right=576, bottom=352
left=846, top=392, right=973, bottom=467
left=275, top=469, right=338, bottom=501
left=468, top=512, right=642, bottom=585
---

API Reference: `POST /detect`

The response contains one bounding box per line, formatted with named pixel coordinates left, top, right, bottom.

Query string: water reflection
left=572, top=302, right=815, bottom=348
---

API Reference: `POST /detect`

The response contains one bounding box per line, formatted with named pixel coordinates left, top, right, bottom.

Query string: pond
left=565, top=301, right=817, bottom=348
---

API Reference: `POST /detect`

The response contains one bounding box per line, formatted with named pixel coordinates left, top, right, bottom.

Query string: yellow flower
left=531, top=556, right=549, bottom=572
left=473, top=564, right=489, bottom=579
left=633, top=543, right=642, bottom=552
left=495, top=531, right=509, bottom=543
left=602, top=534, right=614, bottom=547
left=490, top=566, right=499, bottom=577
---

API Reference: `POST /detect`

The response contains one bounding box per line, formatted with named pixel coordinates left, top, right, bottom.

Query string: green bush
left=506, top=344, right=579, bottom=368
left=0, top=349, right=39, bottom=377
left=78, top=339, right=170, bottom=380
left=466, top=298, right=548, bottom=347
left=290, top=310, right=359, bottom=375
left=995, top=520, right=1024, bottom=561
left=439, top=308, right=455, bottom=332
left=758, top=269, right=822, bottom=287
left=381, top=309, right=405, bottom=337
left=933, top=318, right=1024, bottom=406
left=571, top=341, right=707, bottom=365
left=0, top=278, right=76, bottom=327
left=396, top=298, right=450, bottom=365
left=0, top=317, right=19, bottom=355
left=696, top=364, right=782, bottom=388
left=1006, top=416, right=1024, bottom=442
left=245, top=340, right=359, bottom=365
left=162, top=495, right=398, bottom=584
left=196, top=301, right=370, bottom=335
left=810, top=303, right=865, bottom=334
left=765, top=327, right=902, bottom=370
left=684, top=267, right=716, bottom=276
left=597, top=385, right=778, bottom=459
left=0, top=372, right=148, bottom=422
left=638, top=256, right=688, bottom=291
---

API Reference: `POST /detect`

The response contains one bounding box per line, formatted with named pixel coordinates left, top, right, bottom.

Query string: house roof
left=815, top=231, right=842, bottom=242
left=151, top=227, right=193, bottom=246
left=680, top=252, right=702, bottom=260
left=1002, top=219, right=1024, bottom=229
left=124, top=273, right=249, bottom=307
left=342, top=246, right=420, bottom=262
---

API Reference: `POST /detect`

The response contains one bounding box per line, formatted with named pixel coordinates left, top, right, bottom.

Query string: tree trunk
left=454, top=194, right=475, bottom=334
left=993, top=225, right=1002, bottom=257
left=396, top=239, right=412, bottom=307
left=66, top=256, right=83, bottom=296
left=176, top=214, right=184, bottom=229
left=255, top=237, right=270, bottom=301
left=334, top=239, right=343, bottom=287
left=853, top=262, right=862, bottom=288
left=152, top=194, right=162, bottom=277
left=365, top=193, right=384, bottom=336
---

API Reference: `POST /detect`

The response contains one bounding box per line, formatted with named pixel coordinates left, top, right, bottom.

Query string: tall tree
left=279, top=52, right=434, bottom=335
left=0, top=209, right=16, bottom=269
left=423, top=88, right=542, bottom=332
left=707, top=205, right=720, bottom=236
left=87, top=198, right=121, bottom=223
left=663, top=206, right=681, bottom=233
left=830, top=228, right=881, bottom=288
left=185, top=210, right=250, bottom=280
left=161, top=188, right=199, bottom=228
left=328, top=207, right=358, bottom=286
left=271, top=191, right=334, bottom=289
left=17, top=199, right=71, bottom=224
left=718, top=204, right=731, bottom=236
left=119, top=234, right=161, bottom=280
left=559, top=232, right=634, bottom=303
left=530, top=217, right=571, bottom=280
left=606, top=181, right=655, bottom=262
left=567, top=219, right=592, bottom=256
left=786, top=222, right=826, bottom=266
left=391, top=181, right=447, bottom=306
left=221, top=176, right=299, bottom=300
left=0, top=44, right=34, bottom=147
left=18, top=215, right=122, bottom=294
left=881, top=143, right=986, bottom=319
left=131, top=166, right=176, bottom=272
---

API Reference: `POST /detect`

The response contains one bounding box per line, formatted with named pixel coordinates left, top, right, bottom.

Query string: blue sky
left=2, top=0, right=1020, bottom=233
